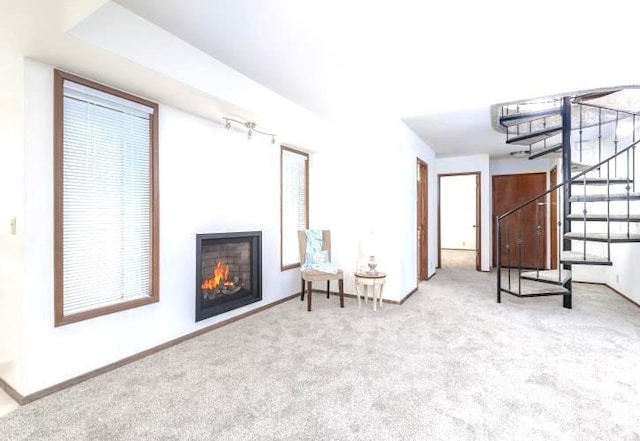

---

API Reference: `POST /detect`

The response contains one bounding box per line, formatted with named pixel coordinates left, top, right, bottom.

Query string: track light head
left=222, top=117, right=275, bottom=143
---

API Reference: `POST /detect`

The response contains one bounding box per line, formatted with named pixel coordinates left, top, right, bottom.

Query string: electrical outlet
left=10, top=217, right=16, bottom=235
left=616, top=274, right=619, bottom=283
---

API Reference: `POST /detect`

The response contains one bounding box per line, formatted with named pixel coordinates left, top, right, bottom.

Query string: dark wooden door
left=417, top=160, right=428, bottom=280
left=475, top=173, right=481, bottom=271
left=550, top=167, right=558, bottom=269
left=492, top=173, right=546, bottom=269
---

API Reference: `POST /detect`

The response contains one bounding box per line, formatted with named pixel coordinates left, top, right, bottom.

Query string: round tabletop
left=355, top=271, right=386, bottom=279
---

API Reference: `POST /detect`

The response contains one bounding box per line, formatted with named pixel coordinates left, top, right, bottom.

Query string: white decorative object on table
left=359, top=229, right=381, bottom=275
left=367, top=255, right=378, bottom=274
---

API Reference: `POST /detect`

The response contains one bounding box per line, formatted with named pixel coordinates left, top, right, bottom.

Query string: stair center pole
left=562, top=96, right=573, bottom=310
left=562, top=96, right=572, bottom=253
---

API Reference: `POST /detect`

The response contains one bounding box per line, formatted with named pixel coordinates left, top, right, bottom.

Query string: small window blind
left=60, top=77, right=155, bottom=317
left=281, top=148, right=309, bottom=268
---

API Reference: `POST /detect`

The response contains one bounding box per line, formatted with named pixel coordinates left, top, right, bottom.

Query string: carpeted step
left=560, top=251, right=612, bottom=265
left=521, top=269, right=571, bottom=286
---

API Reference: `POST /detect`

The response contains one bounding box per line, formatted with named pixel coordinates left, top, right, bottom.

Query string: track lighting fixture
left=223, top=117, right=276, bottom=143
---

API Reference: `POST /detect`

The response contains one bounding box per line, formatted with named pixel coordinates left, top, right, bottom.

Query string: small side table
left=354, top=272, right=387, bottom=311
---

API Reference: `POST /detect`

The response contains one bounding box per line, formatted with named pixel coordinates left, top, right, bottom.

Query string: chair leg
left=326, top=280, right=330, bottom=298
left=307, top=281, right=313, bottom=311
left=339, top=279, right=344, bottom=308
left=301, top=278, right=305, bottom=301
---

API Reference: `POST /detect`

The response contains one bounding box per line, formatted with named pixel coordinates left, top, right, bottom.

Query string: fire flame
left=201, top=260, right=232, bottom=290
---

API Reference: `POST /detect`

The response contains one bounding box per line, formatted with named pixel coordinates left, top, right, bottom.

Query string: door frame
left=550, top=166, right=558, bottom=269
left=417, top=159, right=429, bottom=281
left=437, top=172, right=481, bottom=271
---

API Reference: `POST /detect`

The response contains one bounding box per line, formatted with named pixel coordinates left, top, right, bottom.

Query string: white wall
left=436, top=155, right=491, bottom=271
left=490, top=156, right=553, bottom=176
left=604, top=244, right=640, bottom=304
left=310, top=119, right=436, bottom=302
left=65, top=1, right=438, bottom=300
left=8, top=58, right=438, bottom=396
left=17, top=59, right=300, bottom=395
left=440, top=175, right=476, bottom=250
left=0, top=59, right=25, bottom=391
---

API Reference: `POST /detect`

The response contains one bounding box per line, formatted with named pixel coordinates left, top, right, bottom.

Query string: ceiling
left=3, top=0, right=640, bottom=157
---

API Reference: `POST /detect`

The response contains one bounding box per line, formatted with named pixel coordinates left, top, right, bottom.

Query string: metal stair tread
left=571, top=162, right=591, bottom=172
left=560, top=251, right=612, bottom=265
left=499, top=108, right=561, bottom=127
left=567, top=213, right=640, bottom=222
left=569, top=192, right=640, bottom=202
left=500, top=285, right=569, bottom=297
left=500, top=271, right=570, bottom=297
left=506, top=125, right=563, bottom=145
left=565, top=232, right=640, bottom=242
left=570, top=177, right=633, bottom=185
left=521, top=269, right=571, bottom=285
left=528, top=142, right=563, bottom=160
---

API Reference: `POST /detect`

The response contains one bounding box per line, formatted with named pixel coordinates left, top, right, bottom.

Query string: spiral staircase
left=495, top=90, right=640, bottom=308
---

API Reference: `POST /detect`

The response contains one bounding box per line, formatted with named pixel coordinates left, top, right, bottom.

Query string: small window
left=280, top=146, right=309, bottom=270
left=54, top=70, right=159, bottom=326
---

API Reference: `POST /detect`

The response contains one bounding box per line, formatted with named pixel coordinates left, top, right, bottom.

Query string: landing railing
left=500, top=99, right=638, bottom=163
left=573, top=102, right=637, bottom=181
left=496, top=138, right=640, bottom=300
left=501, top=98, right=563, bottom=149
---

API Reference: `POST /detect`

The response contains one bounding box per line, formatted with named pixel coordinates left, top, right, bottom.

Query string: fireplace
left=195, top=231, right=262, bottom=321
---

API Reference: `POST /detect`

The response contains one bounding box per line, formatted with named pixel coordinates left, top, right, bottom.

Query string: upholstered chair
left=297, top=230, right=344, bottom=311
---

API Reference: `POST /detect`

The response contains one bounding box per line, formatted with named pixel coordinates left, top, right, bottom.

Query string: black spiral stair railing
left=496, top=95, right=640, bottom=308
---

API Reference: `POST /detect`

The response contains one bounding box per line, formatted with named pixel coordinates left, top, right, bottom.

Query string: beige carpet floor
left=441, top=249, right=476, bottom=269
left=0, top=389, right=18, bottom=418
left=1, top=268, right=639, bottom=440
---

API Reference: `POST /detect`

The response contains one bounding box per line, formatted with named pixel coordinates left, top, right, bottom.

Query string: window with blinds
left=54, top=70, right=159, bottom=326
left=280, top=147, right=309, bottom=270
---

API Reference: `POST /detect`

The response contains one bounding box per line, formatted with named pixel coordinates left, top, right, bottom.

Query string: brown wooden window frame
left=280, top=145, right=309, bottom=271
left=53, top=69, right=159, bottom=327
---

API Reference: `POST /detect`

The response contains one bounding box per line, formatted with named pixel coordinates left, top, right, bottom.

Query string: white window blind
left=61, top=78, right=154, bottom=316
left=281, top=148, right=308, bottom=268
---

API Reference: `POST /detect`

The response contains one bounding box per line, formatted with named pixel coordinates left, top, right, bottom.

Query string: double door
left=492, top=173, right=547, bottom=269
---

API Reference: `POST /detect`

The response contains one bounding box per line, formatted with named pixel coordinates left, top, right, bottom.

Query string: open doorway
left=417, top=159, right=429, bottom=281
left=438, top=173, right=481, bottom=270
